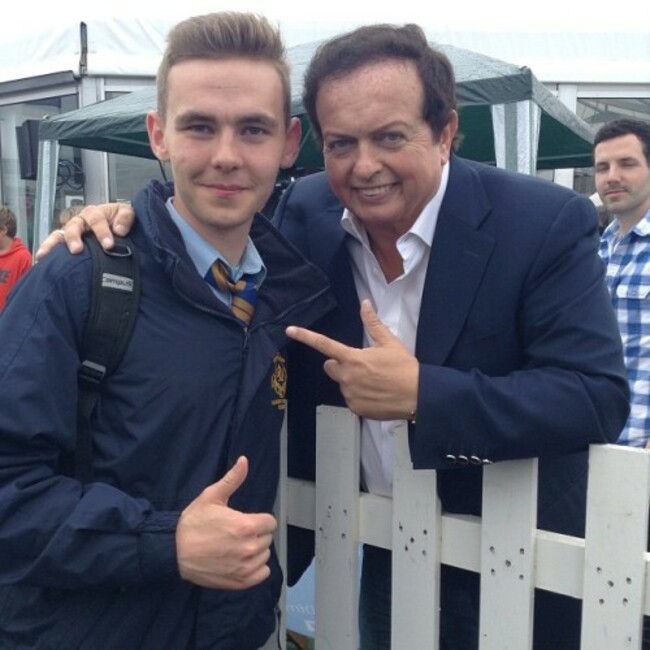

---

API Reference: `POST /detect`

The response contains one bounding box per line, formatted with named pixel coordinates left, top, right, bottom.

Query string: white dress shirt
left=341, top=163, right=449, bottom=496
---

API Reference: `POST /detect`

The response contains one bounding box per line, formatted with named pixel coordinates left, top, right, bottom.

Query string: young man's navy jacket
left=0, top=180, right=334, bottom=649
left=274, top=157, right=630, bottom=650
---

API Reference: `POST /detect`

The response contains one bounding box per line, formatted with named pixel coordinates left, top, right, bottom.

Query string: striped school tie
left=206, top=260, right=258, bottom=326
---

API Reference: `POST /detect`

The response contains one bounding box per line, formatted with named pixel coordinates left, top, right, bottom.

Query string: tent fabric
left=40, top=86, right=158, bottom=159
left=38, top=39, right=596, bottom=171
left=2, top=18, right=647, bottom=87
left=0, top=19, right=169, bottom=84
left=492, top=101, right=542, bottom=174
left=283, top=41, right=595, bottom=171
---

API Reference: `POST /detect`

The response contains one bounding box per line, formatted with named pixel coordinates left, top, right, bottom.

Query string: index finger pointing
left=286, top=326, right=353, bottom=360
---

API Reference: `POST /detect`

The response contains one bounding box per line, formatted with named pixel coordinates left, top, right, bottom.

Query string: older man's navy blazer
left=274, top=155, right=629, bottom=648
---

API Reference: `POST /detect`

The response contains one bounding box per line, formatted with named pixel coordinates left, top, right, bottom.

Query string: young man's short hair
left=156, top=12, right=291, bottom=126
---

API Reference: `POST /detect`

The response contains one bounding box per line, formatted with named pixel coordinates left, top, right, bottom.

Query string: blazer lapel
left=308, top=202, right=365, bottom=348
left=416, top=157, right=495, bottom=365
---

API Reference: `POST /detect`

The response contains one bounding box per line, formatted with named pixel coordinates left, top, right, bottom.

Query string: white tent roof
left=421, top=29, right=650, bottom=84
left=0, top=19, right=169, bottom=83
left=0, top=18, right=648, bottom=86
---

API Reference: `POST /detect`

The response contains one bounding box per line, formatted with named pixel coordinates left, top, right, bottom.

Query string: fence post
left=480, top=458, right=538, bottom=649
left=391, top=421, right=441, bottom=649
left=581, top=444, right=650, bottom=649
left=314, top=406, right=361, bottom=650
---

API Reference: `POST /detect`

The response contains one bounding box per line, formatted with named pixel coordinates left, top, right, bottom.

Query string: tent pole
left=33, top=138, right=60, bottom=252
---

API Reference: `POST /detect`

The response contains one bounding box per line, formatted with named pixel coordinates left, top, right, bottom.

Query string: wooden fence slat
left=391, top=422, right=441, bottom=649
left=314, top=406, right=361, bottom=650
left=480, top=458, right=538, bottom=650
left=282, top=409, right=650, bottom=650
left=581, top=444, right=650, bottom=650
left=358, top=491, right=393, bottom=549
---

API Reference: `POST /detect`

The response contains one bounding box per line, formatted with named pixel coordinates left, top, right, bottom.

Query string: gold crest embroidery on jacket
left=271, top=353, right=287, bottom=410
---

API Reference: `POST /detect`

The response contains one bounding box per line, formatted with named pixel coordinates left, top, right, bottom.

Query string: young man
left=0, top=12, right=332, bottom=649
left=0, top=205, right=31, bottom=310
left=39, top=23, right=629, bottom=650
left=594, top=118, right=650, bottom=448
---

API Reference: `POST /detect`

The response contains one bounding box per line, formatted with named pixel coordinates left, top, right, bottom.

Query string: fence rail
left=275, top=405, right=650, bottom=650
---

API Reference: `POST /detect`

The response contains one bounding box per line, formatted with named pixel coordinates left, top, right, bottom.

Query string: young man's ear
left=280, top=117, right=302, bottom=170
left=146, top=111, right=170, bottom=162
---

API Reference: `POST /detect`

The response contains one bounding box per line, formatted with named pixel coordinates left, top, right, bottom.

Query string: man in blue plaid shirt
left=595, top=118, right=650, bottom=447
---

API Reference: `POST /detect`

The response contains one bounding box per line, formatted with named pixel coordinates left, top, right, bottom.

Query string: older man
left=278, top=24, right=628, bottom=650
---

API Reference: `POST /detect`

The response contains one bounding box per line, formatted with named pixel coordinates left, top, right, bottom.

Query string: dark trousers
left=359, top=544, right=582, bottom=650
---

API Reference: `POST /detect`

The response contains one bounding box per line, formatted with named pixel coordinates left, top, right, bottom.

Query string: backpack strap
left=76, top=235, right=140, bottom=484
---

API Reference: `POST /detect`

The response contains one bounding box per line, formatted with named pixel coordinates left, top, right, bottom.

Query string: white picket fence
left=268, top=405, right=650, bottom=650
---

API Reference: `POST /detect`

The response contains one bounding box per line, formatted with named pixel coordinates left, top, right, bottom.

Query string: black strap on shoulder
left=76, top=235, right=140, bottom=484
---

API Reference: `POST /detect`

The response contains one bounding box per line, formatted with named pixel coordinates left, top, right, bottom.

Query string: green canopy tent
left=286, top=41, right=596, bottom=174
left=35, top=40, right=595, bottom=243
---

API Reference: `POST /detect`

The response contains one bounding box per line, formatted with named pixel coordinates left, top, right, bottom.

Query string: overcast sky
left=5, top=0, right=648, bottom=42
